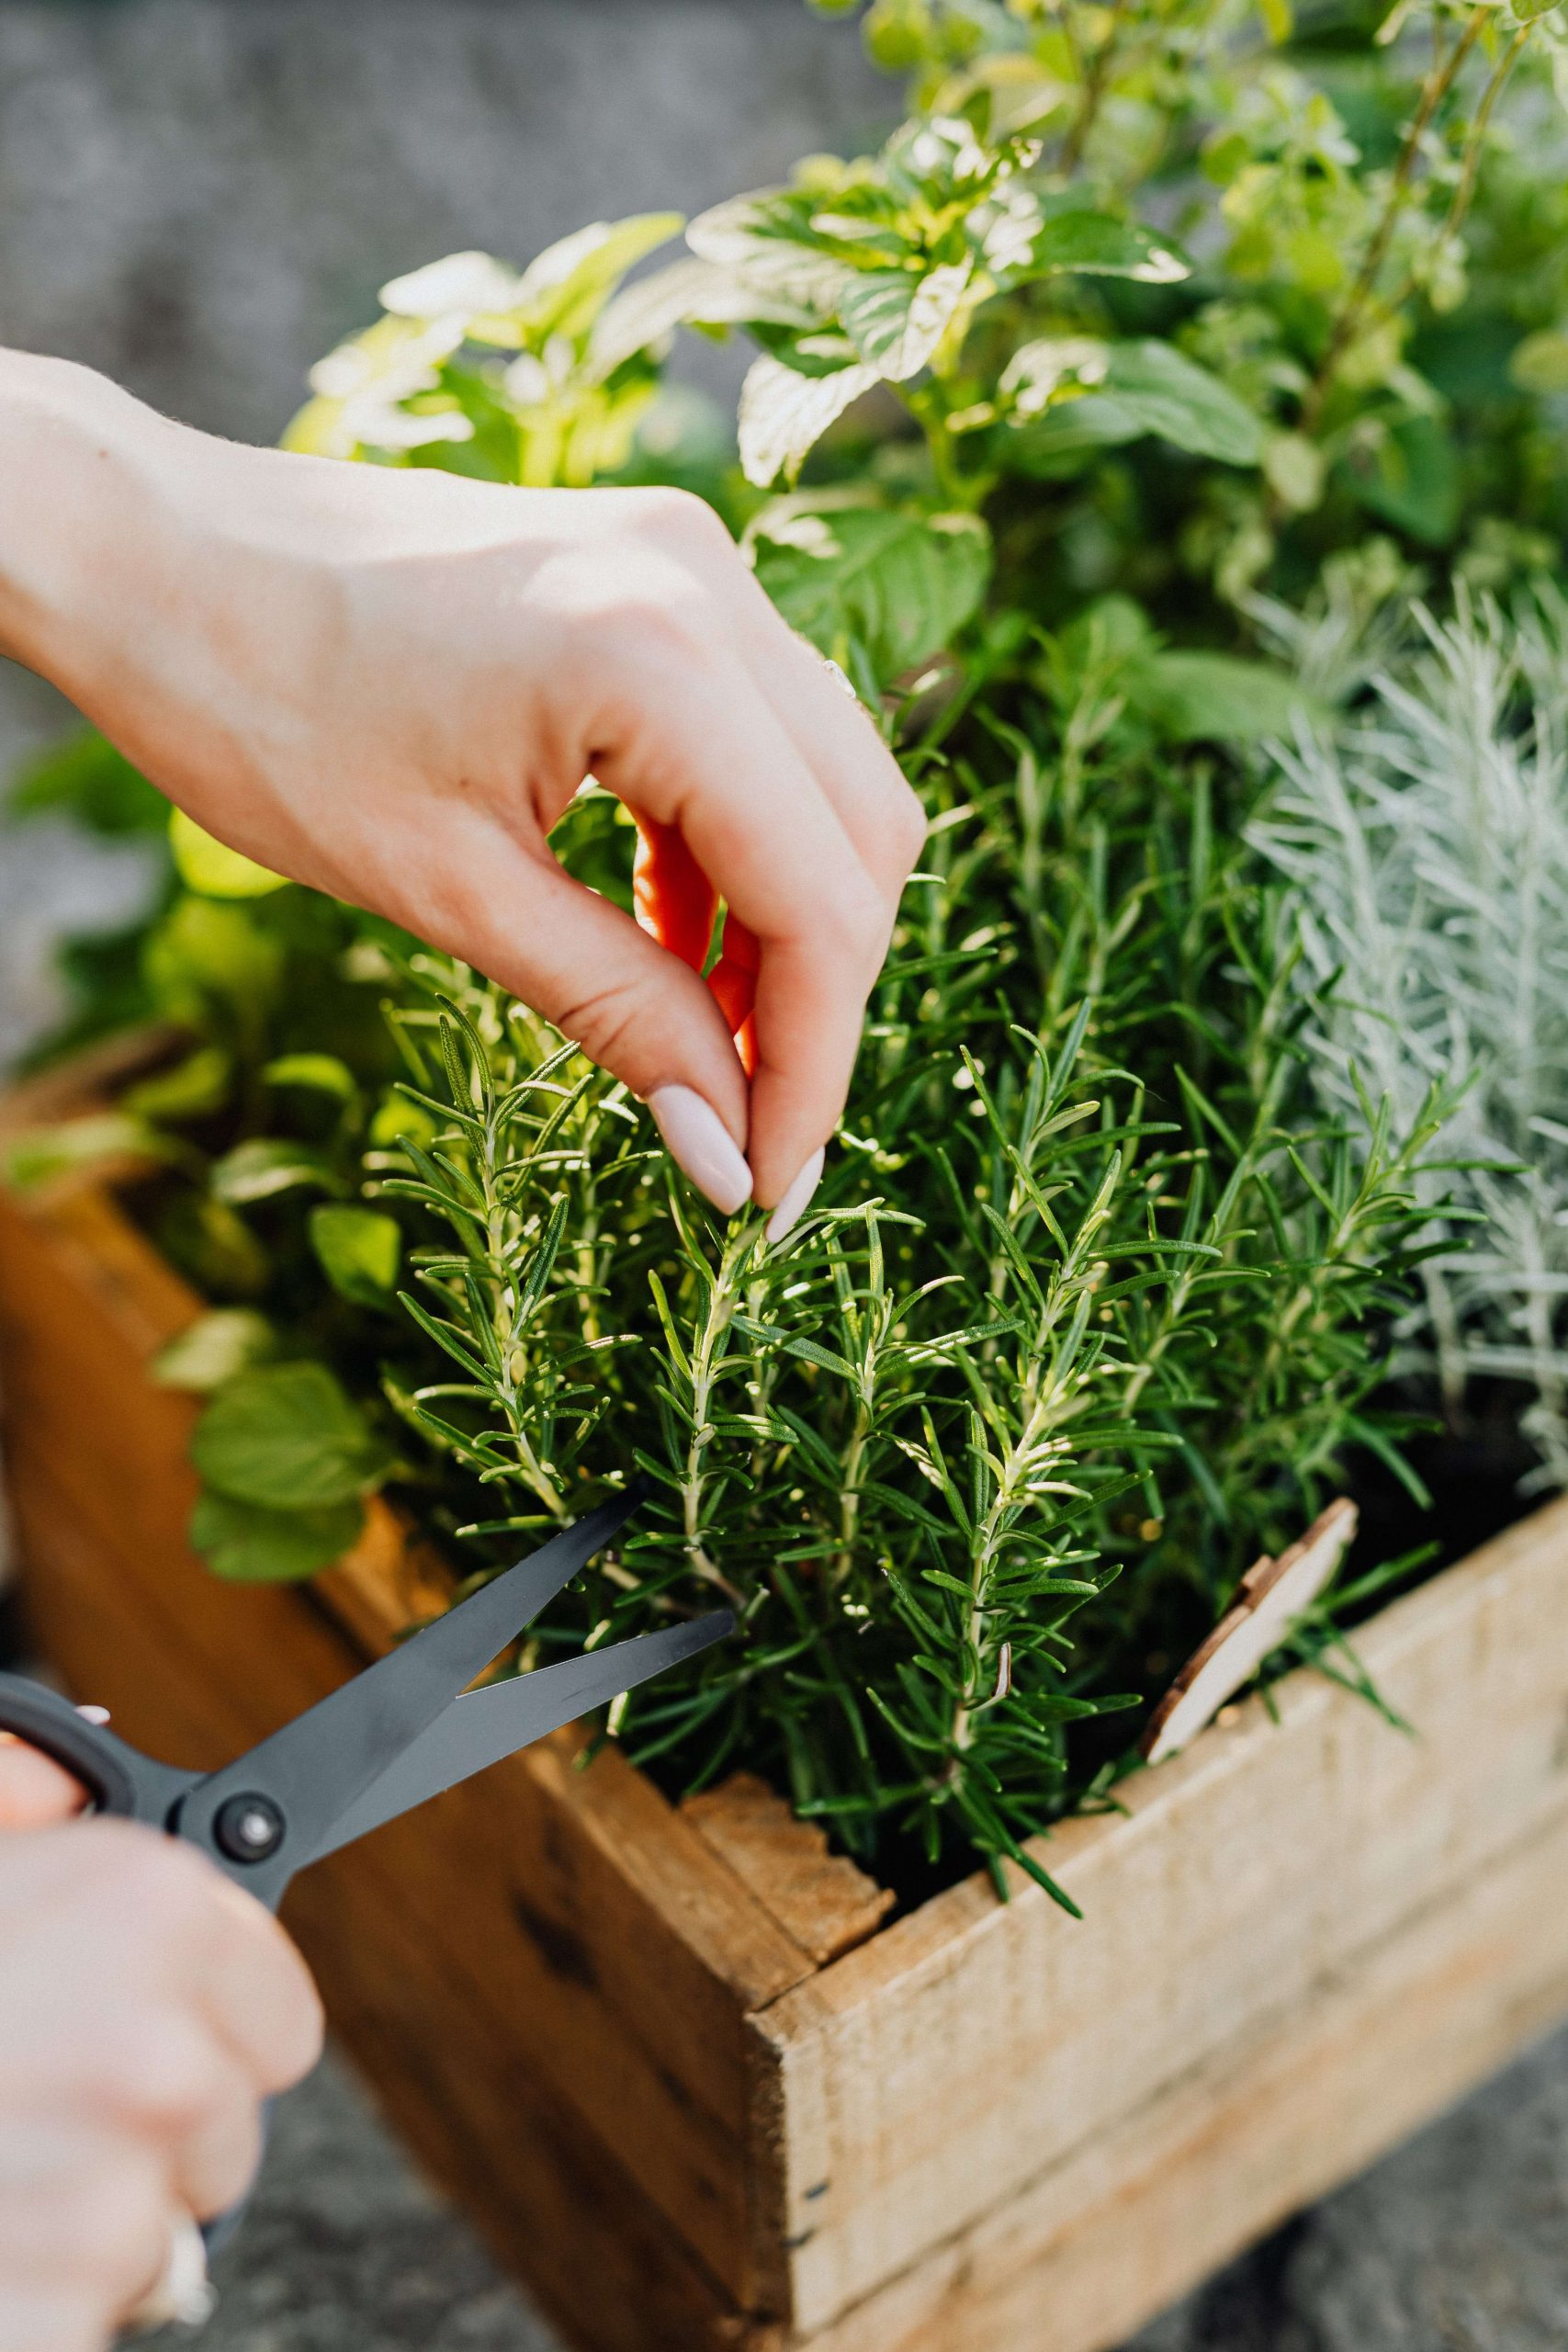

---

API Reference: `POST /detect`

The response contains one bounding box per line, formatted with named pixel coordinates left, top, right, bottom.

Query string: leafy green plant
left=15, top=0, right=1561, bottom=1897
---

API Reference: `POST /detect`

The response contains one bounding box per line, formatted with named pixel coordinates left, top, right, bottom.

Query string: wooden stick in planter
left=1140, top=1498, right=1358, bottom=1765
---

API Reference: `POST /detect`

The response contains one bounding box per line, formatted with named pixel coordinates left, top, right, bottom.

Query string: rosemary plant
left=283, top=688, right=1438, bottom=1905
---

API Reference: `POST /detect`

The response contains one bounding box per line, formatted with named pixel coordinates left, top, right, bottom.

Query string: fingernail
left=648, top=1086, right=753, bottom=1216
left=766, top=1148, right=825, bottom=1247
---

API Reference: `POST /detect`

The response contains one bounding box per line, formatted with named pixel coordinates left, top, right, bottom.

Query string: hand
left=0, top=353, right=926, bottom=1223
left=0, top=1736, right=322, bottom=2352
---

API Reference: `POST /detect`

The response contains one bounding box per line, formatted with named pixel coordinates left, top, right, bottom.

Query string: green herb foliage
left=11, top=0, right=1554, bottom=1895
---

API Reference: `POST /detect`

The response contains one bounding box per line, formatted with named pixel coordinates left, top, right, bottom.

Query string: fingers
left=0, top=2121, right=168, bottom=2349
left=748, top=618, right=927, bottom=902
left=427, top=806, right=753, bottom=1200
left=595, top=651, right=894, bottom=1203
left=0, top=1822, right=320, bottom=2245
left=0, top=1734, right=86, bottom=1829
left=188, top=1870, right=324, bottom=2098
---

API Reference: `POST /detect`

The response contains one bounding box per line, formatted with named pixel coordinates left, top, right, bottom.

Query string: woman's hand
left=0, top=352, right=925, bottom=1226
left=0, top=1736, right=322, bottom=2352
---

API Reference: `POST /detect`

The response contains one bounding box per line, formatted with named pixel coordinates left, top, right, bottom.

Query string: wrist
left=0, top=349, right=175, bottom=695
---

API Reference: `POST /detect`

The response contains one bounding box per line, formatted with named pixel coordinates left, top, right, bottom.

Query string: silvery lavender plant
left=1253, top=585, right=1568, bottom=1488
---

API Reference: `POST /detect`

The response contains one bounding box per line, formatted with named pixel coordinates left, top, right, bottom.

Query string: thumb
left=0, top=1736, right=86, bottom=1830
left=450, top=831, right=754, bottom=1216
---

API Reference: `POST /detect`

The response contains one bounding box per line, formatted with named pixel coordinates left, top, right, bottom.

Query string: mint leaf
left=153, top=1309, right=276, bottom=1395
left=190, top=1488, right=364, bottom=1582
left=192, top=1363, right=391, bottom=1509
left=752, top=500, right=991, bottom=683
left=310, top=1204, right=402, bottom=1307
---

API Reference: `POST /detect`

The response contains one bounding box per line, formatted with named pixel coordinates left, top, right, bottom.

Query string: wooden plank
left=801, top=1794, right=1568, bottom=2352
left=0, top=1026, right=171, bottom=1141
left=762, top=1496, right=1568, bottom=2334
left=0, top=1176, right=808, bottom=2312
left=682, top=1776, right=894, bottom=1967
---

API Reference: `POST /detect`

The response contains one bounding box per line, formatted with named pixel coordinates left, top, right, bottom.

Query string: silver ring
left=122, top=2211, right=216, bottom=2337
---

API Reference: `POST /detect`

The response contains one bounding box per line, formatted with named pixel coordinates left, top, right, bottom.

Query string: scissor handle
left=0, top=1674, right=144, bottom=1817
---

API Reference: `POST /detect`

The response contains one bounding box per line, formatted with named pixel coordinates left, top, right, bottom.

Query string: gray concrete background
left=1, top=5, right=1565, bottom=2345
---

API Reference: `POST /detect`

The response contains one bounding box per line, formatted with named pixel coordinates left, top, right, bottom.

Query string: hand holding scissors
left=0, top=1488, right=729, bottom=2339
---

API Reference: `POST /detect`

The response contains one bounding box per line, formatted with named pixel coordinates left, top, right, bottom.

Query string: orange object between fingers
left=633, top=815, right=759, bottom=1073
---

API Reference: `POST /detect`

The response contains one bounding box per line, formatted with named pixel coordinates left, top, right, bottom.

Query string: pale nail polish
left=765, top=1148, right=825, bottom=1247
left=648, top=1086, right=753, bottom=1216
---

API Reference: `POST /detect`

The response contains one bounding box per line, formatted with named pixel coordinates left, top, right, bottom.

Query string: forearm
left=0, top=348, right=170, bottom=701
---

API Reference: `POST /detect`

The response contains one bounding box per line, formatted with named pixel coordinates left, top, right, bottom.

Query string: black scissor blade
left=310, top=1610, right=734, bottom=1860
left=181, top=1489, right=642, bottom=1869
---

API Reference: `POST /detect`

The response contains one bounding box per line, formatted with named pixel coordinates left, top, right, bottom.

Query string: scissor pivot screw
left=215, top=1793, right=286, bottom=1864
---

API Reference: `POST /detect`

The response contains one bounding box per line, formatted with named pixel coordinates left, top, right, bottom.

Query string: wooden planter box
left=5, top=1044, right=1568, bottom=2352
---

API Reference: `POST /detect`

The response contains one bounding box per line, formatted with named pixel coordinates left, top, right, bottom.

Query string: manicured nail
left=648, top=1086, right=753, bottom=1216
left=766, top=1148, right=825, bottom=1248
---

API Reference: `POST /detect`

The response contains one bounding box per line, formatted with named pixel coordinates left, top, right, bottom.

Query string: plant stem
left=1298, top=5, right=1486, bottom=440
left=680, top=1228, right=749, bottom=1608
left=477, top=1074, right=567, bottom=1522
left=1059, top=1, right=1117, bottom=177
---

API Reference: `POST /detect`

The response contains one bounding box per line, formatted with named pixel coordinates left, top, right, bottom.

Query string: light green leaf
left=169, top=808, right=287, bottom=899
left=1026, top=212, right=1189, bottom=285
left=1509, top=329, right=1568, bottom=394
left=1262, top=431, right=1327, bottom=514
left=143, top=899, right=285, bottom=1023
left=264, top=1054, right=358, bottom=1102
left=310, top=1204, right=403, bottom=1306
left=192, top=1362, right=392, bottom=1510
left=210, top=1137, right=341, bottom=1206
left=751, top=499, right=992, bottom=683
left=511, top=212, right=685, bottom=343
left=190, top=1488, right=364, bottom=1582
left=153, top=1309, right=276, bottom=1394
left=1128, top=651, right=1324, bottom=744
left=1009, top=340, right=1265, bottom=469
left=738, top=355, right=880, bottom=486
left=122, top=1046, right=233, bottom=1125
left=839, top=260, right=972, bottom=381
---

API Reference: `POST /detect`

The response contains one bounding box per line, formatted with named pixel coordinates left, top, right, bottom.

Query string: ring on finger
left=120, top=2210, right=216, bottom=2338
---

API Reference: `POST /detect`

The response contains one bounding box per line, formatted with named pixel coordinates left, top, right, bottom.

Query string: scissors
left=0, top=1487, right=730, bottom=2290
